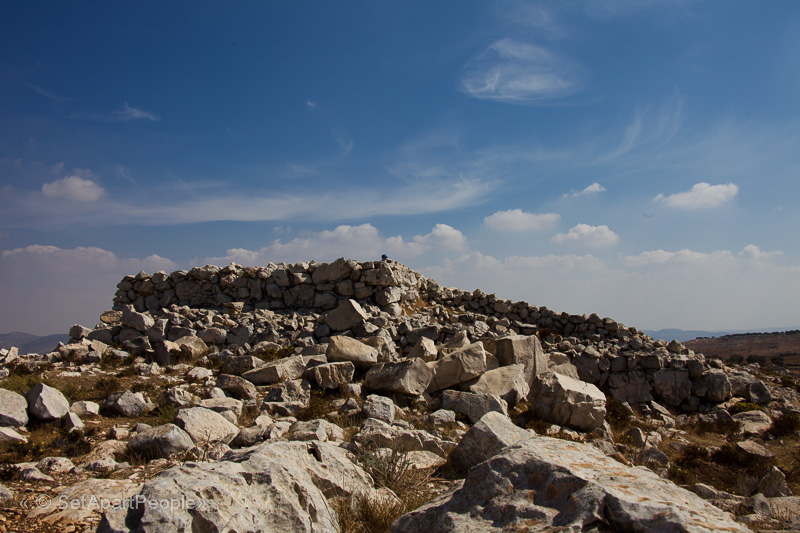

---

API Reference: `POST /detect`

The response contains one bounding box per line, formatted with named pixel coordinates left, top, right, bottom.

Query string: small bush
left=678, top=444, right=709, bottom=467
left=95, top=376, right=122, bottom=397
left=356, top=442, right=433, bottom=501
left=61, top=429, right=94, bottom=458
left=3, top=440, right=47, bottom=461
left=0, top=373, right=41, bottom=394
left=256, top=346, right=295, bottom=362
left=728, top=402, right=761, bottom=415
left=711, top=444, right=740, bottom=465
left=605, top=397, right=632, bottom=431
left=296, top=388, right=336, bottom=421
left=770, top=411, right=800, bottom=437
left=150, top=404, right=177, bottom=426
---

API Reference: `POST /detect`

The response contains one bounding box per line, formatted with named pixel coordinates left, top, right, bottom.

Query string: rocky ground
left=1, top=259, right=799, bottom=532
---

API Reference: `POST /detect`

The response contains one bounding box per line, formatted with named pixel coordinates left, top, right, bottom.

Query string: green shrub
left=728, top=402, right=761, bottom=415
left=770, top=411, right=800, bottom=437
left=605, top=397, right=633, bottom=430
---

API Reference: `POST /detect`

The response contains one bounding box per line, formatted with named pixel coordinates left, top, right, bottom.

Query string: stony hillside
left=685, top=331, right=800, bottom=364
left=0, top=259, right=799, bottom=532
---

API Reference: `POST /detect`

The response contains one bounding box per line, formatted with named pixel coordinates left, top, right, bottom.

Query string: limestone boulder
left=326, top=335, right=378, bottom=369
left=747, top=380, right=773, bottom=405
left=493, top=335, right=548, bottom=383
left=529, top=372, right=606, bottom=431
left=325, top=299, right=368, bottom=332
left=215, top=374, right=257, bottom=400
left=174, top=336, right=208, bottom=360
left=692, top=369, right=733, bottom=402
left=99, top=440, right=377, bottom=533
left=362, top=394, right=396, bottom=424
left=308, top=361, right=355, bottom=389
left=365, top=359, right=434, bottom=396
left=30, top=479, right=142, bottom=526
left=353, top=418, right=456, bottom=458
left=408, top=336, right=437, bottom=362
left=426, top=342, right=487, bottom=392
left=199, top=397, right=244, bottom=419
left=449, top=411, right=531, bottom=474
left=0, top=427, right=27, bottom=444
left=651, top=368, right=692, bottom=407
left=70, top=400, right=101, bottom=417
left=757, top=466, right=792, bottom=497
left=441, top=390, right=508, bottom=424
left=243, top=355, right=306, bottom=385
left=174, top=407, right=239, bottom=445
left=733, top=409, right=772, bottom=435
left=0, top=388, right=29, bottom=427
left=105, top=390, right=149, bottom=417
left=392, top=437, right=750, bottom=533
left=463, top=364, right=529, bottom=407
left=25, top=383, right=69, bottom=421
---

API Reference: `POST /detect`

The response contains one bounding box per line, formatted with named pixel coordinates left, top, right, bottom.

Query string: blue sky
left=1, top=1, right=799, bottom=335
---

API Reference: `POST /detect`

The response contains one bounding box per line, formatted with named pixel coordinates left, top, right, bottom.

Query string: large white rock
left=529, top=372, right=606, bottom=431
left=99, top=441, right=377, bottom=533
left=215, top=374, right=257, bottom=400
left=353, top=418, right=456, bottom=458
left=493, top=335, right=548, bottom=384
left=308, top=361, right=355, bottom=389
left=463, top=364, right=530, bottom=407
left=449, top=411, right=531, bottom=474
left=25, top=383, right=69, bottom=421
left=426, top=342, right=487, bottom=392
left=127, top=424, right=195, bottom=459
left=326, top=335, right=379, bottom=369
left=29, top=478, right=141, bottom=526
left=243, top=355, right=306, bottom=385
left=365, top=359, right=434, bottom=396
left=393, top=437, right=750, bottom=532
left=105, top=390, right=148, bottom=417
left=441, top=390, right=508, bottom=424
left=324, top=299, right=368, bottom=332
left=174, top=407, right=239, bottom=445
left=733, top=409, right=772, bottom=435
left=0, top=388, right=29, bottom=427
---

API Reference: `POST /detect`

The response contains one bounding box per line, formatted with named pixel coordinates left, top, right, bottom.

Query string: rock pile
left=1, top=259, right=798, bottom=532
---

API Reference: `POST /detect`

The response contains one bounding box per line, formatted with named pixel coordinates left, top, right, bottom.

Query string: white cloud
left=198, top=223, right=468, bottom=267
left=483, top=209, right=561, bottom=231
left=41, top=175, right=105, bottom=202
left=563, top=182, right=607, bottom=198
left=0, top=245, right=177, bottom=335
left=460, top=39, right=584, bottom=104
left=654, top=182, right=738, bottom=209
left=552, top=224, right=620, bottom=247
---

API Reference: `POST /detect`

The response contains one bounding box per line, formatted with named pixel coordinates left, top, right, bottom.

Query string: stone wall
left=113, top=258, right=632, bottom=342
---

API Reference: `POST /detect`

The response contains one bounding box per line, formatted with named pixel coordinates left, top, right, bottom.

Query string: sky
left=1, top=1, right=799, bottom=336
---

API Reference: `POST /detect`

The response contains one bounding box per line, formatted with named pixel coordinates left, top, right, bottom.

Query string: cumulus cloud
left=563, top=183, right=607, bottom=198
left=483, top=209, right=561, bottom=231
left=0, top=245, right=177, bottom=334
left=424, top=244, right=799, bottom=331
left=460, top=39, right=584, bottom=104
left=41, top=175, right=105, bottom=202
left=552, top=224, right=620, bottom=247
left=198, top=223, right=468, bottom=267
left=654, top=182, right=738, bottom=209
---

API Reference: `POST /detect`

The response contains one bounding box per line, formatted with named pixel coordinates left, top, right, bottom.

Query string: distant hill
left=684, top=330, right=800, bottom=363
left=643, top=327, right=800, bottom=343
left=0, top=331, right=69, bottom=354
